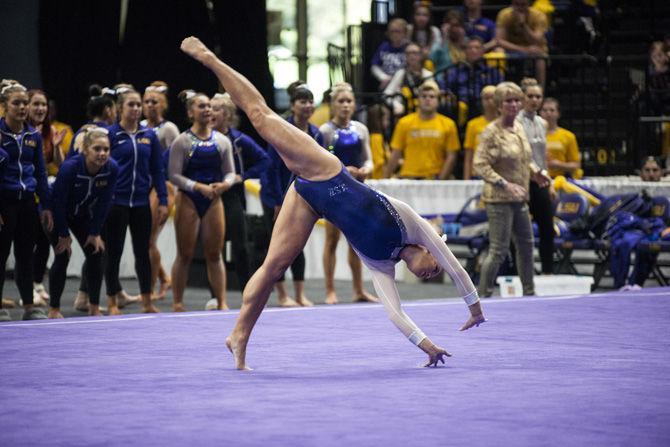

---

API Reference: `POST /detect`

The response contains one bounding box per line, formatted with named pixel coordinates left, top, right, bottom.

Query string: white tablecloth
left=9, top=177, right=669, bottom=283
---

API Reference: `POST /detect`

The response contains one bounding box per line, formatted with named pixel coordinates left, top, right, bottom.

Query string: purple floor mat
left=1, top=288, right=669, bottom=447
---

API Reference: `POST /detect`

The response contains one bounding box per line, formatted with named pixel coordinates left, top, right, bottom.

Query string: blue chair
left=552, top=193, right=594, bottom=275
left=634, top=196, right=670, bottom=286
left=446, top=194, right=489, bottom=283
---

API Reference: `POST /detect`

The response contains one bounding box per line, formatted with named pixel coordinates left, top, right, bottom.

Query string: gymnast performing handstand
left=180, top=37, right=486, bottom=370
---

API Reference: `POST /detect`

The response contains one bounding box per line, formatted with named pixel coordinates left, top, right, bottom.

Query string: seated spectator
left=495, top=0, right=548, bottom=86
left=384, top=42, right=434, bottom=116
left=407, top=2, right=442, bottom=63
left=463, top=85, right=497, bottom=179
left=442, top=37, right=503, bottom=115
left=463, top=0, right=497, bottom=51
left=310, top=88, right=331, bottom=127
left=540, top=97, right=583, bottom=179
left=385, top=80, right=460, bottom=179
left=371, top=18, right=409, bottom=90
left=639, top=157, right=664, bottom=182
left=431, top=9, right=467, bottom=74
left=648, top=41, right=670, bottom=115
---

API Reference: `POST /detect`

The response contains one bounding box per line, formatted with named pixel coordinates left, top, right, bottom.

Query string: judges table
left=10, top=178, right=669, bottom=283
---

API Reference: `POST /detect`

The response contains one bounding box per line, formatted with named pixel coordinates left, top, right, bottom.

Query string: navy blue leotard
left=294, top=166, right=406, bottom=261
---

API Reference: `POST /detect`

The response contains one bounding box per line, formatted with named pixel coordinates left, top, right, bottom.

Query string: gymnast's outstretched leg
left=226, top=186, right=319, bottom=370
left=180, top=37, right=340, bottom=182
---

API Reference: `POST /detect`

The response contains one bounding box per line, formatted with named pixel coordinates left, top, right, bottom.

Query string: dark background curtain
left=36, top=0, right=273, bottom=132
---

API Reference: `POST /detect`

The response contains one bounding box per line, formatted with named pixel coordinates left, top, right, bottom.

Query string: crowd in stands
left=1, top=1, right=668, bottom=321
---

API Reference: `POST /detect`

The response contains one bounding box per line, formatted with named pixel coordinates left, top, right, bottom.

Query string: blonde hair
left=480, top=85, right=496, bottom=97
left=520, top=77, right=542, bottom=94
left=330, top=82, right=354, bottom=102
left=0, top=79, right=27, bottom=105
left=74, top=125, right=110, bottom=154
left=418, top=79, right=440, bottom=94
left=211, top=92, right=239, bottom=128
left=494, top=82, right=523, bottom=107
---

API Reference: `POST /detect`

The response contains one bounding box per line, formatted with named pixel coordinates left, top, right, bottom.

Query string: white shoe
left=205, top=298, right=218, bottom=311
left=32, top=289, right=48, bottom=307
left=34, top=282, right=50, bottom=300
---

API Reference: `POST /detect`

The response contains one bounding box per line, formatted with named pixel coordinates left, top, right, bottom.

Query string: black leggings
left=0, top=194, right=38, bottom=307
left=33, top=213, right=51, bottom=284
left=262, top=204, right=305, bottom=282
left=48, top=216, right=104, bottom=307
left=529, top=182, right=555, bottom=274
left=104, top=204, right=152, bottom=296
left=223, top=185, right=251, bottom=289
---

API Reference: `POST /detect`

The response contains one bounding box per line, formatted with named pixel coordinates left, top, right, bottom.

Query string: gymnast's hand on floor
left=419, top=339, right=452, bottom=367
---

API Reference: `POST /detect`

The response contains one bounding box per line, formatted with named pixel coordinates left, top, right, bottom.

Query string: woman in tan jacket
left=473, top=82, right=550, bottom=297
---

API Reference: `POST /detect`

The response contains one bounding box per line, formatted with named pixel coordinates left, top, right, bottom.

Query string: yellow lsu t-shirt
left=496, top=6, right=548, bottom=51
left=390, top=112, right=460, bottom=178
left=463, top=115, right=493, bottom=151
left=546, top=127, right=582, bottom=179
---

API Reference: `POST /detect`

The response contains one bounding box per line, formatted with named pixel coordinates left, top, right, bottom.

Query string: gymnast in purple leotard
left=168, top=90, right=236, bottom=312
left=181, top=36, right=486, bottom=371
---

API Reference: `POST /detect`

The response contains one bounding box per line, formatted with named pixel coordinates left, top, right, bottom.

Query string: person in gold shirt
left=385, top=80, right=460, bottom=179
left=366, top=104, right=391, bottom=179
left=495, top=0, right=548, bottom=86
left=463, top=85, right=497, bottom=179
left=539, top=97, right=582, bottom=179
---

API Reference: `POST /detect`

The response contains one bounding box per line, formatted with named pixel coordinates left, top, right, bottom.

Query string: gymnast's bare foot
left=296, top=295, right=314, bottom=307
left=108, top=305, right=122, bottom=316
left=73, top=291, right=89, bottom=312
left=142, top=304, right=160, bottom=313
left=117, top=290, right=141, bottom=309
left=48, top=308, right=64, bottom=319
left=226, top=335, right=252, bottom=371
left=152, top=276, right=171, bottom=301
left=173, top=302, right=186, bottom=312
left=354, top=291, right=379, bottom=303
left=88, top=304, right=103, bottom=317
left=218, top=302, right=230, bottom=311
left=278, top=296, right=299, bottom=307
left=181, top=37, right=214, bottom=64
left=325, top=290, right=339, bottom=305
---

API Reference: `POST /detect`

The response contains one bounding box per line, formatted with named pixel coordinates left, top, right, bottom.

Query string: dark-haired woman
left=47, top=126, right=118, bottom=318
left=260, top=84, right=321, bottom=307
left=105, top=85, right=168, bottom=315
left=68, top=85, right=117, bottom=158
left=0, top=80, right=53, bottom=321
left=169, top=90, right=235, bottom=311
left=141, top=81, right=179, bottom=300
left=27, top=89, right=66, bottom=306
left=68, top=85, right=123, bottom=312
left=210, top=92, right=269, bottom=292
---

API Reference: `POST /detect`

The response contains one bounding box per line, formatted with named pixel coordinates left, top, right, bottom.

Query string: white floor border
left=1, top=289, right=668, bottom=329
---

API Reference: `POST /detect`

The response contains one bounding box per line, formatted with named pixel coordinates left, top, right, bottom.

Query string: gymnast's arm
left=167, top=133, right=196, bottom=191
left=367, top=264, right=451, bottom=367
left=388, top=196, right=486, bottom=329
left=215, top=133, right=238, bottom=188
left=413, top=214, right=486, bottom=330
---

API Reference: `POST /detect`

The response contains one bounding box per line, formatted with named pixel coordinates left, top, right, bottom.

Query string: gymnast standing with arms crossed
left=180, top=37, right=486, bottom=370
